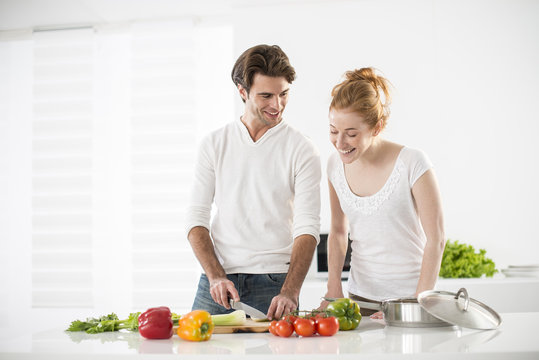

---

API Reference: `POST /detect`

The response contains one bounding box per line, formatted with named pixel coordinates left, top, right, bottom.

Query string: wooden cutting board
left=213, top=319, right=270, bottom=334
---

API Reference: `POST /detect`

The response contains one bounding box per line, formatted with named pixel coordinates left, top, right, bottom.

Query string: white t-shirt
left=186, top=118, right=321, bottom=274
left=327, top=147, right=433, bottom=300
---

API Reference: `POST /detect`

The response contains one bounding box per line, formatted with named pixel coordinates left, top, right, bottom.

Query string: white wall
left=0, top=39, right=33, bottom=325
left=1, top=0, right=538, bottom=301
left=199, top=0, right=539, bottom=270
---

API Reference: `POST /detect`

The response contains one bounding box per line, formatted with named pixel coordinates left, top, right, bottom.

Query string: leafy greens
left=439, top=239, right=497, bottom=278
left=67, top=312, right=141, bottom=334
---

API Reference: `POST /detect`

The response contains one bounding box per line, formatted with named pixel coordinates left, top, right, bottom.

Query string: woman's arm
left=324, top=180, right=349, bottom=300
left=412, top=169, right=446, bottom=296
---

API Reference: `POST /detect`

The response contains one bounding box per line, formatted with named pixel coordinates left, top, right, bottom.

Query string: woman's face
left=329, top=108, right=377, bottom=164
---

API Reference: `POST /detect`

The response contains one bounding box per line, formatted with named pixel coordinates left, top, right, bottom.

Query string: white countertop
left=300, top=277, right=539, bottom=312
left=1, top=312, right=537, bottom=360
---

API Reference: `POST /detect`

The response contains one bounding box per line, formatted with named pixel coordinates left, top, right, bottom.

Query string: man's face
left=239, top=73, right=290, bottom=128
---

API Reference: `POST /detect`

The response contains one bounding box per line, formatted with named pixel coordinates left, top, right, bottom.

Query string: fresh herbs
left=67, top=312, right=141, bottom=334
left=439, top=239, right=497, bottom=278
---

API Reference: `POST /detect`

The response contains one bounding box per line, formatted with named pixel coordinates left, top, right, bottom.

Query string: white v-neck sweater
left=186, top=119, right=321, bottom=274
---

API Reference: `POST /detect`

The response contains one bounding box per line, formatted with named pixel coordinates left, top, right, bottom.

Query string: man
left=186, top=44, right=321, bottom=320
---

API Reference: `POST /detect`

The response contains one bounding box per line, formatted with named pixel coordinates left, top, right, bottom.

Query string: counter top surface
left=1, top=312, right=537, bottom=359
left=300, top=277, right=539, bottom=313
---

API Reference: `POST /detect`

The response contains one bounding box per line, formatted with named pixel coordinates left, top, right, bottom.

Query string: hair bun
left=346, top=68, right=387, bottom=93
left=331, top=67, right=392, bottom=132
left=345, top=68, right=376, bottom=83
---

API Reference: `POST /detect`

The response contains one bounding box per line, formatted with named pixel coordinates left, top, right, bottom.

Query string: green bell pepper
left=326, top=298, right=362, bottom=331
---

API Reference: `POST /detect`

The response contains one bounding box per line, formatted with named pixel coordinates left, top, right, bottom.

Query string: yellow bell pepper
left=177, top=310, right=214, bottom=341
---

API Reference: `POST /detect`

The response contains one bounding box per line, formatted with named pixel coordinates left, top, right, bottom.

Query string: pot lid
left=418, top=288, right=502, bottom=330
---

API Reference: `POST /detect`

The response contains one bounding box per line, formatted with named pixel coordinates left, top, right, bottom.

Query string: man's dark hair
left=231, top=44, right=296, bottom=101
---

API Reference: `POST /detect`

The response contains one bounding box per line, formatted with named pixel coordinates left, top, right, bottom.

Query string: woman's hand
left=318, top=291, right=345, bottom=311
left=317, top=299, right=331, bottom=311
left=370, top=311, right=383, bottom=320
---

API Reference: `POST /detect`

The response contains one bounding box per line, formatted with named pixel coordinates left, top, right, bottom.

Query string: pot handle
left=455, top=287, right=470, bottom=311
left=322, top=297, right=382, bottom=311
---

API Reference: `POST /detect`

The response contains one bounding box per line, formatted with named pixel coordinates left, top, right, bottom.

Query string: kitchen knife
left=230, top=300, right=267, bottom=320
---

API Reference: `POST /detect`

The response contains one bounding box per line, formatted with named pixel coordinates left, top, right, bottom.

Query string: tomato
left=316, top=316, right=339, bottom=336
left=275, top=320, right=294, bottom=337
left=269, top=320, right=278, bottom=336
left=293, top=318, right=316, bottom=337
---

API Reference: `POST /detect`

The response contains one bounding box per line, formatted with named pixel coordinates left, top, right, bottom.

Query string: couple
left=185, top=44, right=445, bottom=320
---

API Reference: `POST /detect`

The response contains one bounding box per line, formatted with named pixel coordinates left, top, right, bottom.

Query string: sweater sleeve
left=292, top=140, right=322, bottom=244
left=185, top=135, right=215, bottom=238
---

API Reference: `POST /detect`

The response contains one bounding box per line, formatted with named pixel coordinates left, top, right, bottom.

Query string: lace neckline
left=334, top=148, right=405, bottom=215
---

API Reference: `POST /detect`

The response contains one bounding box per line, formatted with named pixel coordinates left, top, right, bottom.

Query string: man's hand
left=266, top=292, right=298, bottom=320
left=265, top=234, right=316, bottom=320
left=209, top=277, right=240, bottom=309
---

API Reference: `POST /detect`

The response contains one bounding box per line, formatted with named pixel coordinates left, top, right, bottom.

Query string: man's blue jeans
left=191, top=273, right=287, bottom=315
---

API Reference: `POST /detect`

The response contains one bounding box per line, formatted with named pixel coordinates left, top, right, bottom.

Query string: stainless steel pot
left=324, top=288, right=502, bottom=329
left=324, top=296, right=453, bottom=328
left=353, top=297, right=453, bottom=328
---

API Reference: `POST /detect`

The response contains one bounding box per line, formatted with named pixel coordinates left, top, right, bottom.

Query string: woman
left=321, top=68, right=445, bottom=317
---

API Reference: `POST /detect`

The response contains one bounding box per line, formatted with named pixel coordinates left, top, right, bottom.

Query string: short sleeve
left=405, top=148, right=434, bottom=186
left=326, top=152, right=339, bottom=186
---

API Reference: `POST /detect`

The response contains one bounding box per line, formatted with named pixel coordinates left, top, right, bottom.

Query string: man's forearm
left=280, top=234, right=318, bottom=301
left=187, top=226, right=226, bottom=280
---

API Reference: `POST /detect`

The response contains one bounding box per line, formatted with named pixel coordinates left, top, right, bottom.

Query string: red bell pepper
left=138, top=306, right=174, bottom=339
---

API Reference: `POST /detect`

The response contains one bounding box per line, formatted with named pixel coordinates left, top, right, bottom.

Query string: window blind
left=31, top=28, right=95, bottom=307
left=30, top=21, right=201, bottom=311
left=129, top=21, right=199, bottom=310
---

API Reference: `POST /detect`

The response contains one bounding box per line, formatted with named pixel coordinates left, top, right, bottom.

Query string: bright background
left=1, top=0, right=538, bottom=328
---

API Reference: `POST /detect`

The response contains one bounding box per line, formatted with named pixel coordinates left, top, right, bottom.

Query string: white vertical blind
left=91, top=28, right=132, bottom=312
left=129, top=21, right=199, bottom=310
left=29, top=20, right=201, bottom=310
left=32, top=28, right=95, bottom=307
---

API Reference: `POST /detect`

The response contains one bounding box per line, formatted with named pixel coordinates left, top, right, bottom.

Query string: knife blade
left=230, top=300, right=267, bottom=320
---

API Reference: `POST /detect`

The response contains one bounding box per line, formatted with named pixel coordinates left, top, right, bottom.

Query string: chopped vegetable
left=325, top=298, right=361, bottom=331
left=67, top=312, right=140, bottom=334
left=439, top=239, right=498, bottom=278
left=138, top=306, right=174, bottom=339
left=211, top=310, right=246, bottom=326
left=177, top=310, right=214, bottom=341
